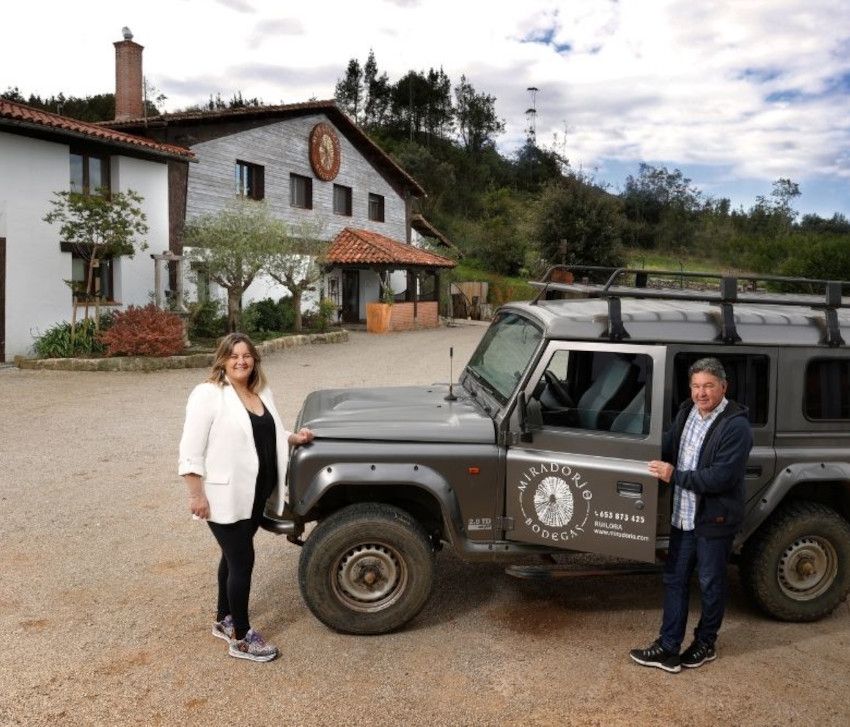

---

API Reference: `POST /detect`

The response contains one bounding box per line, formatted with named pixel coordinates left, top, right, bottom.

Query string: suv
left=263, top=267, right=850, bottom=635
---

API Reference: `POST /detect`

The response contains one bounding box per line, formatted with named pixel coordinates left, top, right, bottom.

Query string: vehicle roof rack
left=530, top=265, right=847, bottom=346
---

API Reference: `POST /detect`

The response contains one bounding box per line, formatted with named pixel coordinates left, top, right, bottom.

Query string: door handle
left=745, top=466, right=762, bottom=478
left=617, top=481, right=643, bottom=497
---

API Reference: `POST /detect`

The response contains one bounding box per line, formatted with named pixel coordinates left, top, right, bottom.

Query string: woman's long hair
left=206, top=332, right=267, bottom=393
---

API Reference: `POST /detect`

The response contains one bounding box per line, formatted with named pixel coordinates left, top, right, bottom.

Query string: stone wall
left=15, top=330, right=348, bottom=372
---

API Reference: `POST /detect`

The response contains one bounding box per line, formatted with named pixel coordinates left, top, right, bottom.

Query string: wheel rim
left=332, top=542, right=408, bottom=613
left=777, top=536, right=838, bottom=601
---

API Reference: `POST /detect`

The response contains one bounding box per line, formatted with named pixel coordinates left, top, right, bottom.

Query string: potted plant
left=366, top=272, right=395, bottom=333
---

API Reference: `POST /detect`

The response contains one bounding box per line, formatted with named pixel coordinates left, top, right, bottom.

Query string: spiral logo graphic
left=533, top=476, right=574, bottom=527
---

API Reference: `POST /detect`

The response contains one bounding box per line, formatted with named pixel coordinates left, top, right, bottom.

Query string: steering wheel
left=543, top=370, right=574, bottom=407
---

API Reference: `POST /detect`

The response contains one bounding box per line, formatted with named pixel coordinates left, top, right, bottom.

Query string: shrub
left=188, top=299, right=227, bottom=339
left=317, top=298, right=337, bottom=332
left=778, top=235, right=850, bottom=283
left=99, top=304, right=185, bottom=356
left=243, top=296, right=296, bottom=334
left=243, top=297, right=284, bottom=333
left=33, top=315, right=111, bottom=358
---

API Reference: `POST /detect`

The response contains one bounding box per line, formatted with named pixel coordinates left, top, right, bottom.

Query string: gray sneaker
left=228, top=629, right=278, bottom=662
left=211, top=615, right=234, bottom=643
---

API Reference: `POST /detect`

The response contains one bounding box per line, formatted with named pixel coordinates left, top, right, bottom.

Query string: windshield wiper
left=465, top=366, right=502, bottom=404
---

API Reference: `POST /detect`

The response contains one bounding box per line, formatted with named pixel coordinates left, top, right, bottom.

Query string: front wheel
left=298, top=503, right=435, bottom=634
left=741, top=501, right=850, bottom=621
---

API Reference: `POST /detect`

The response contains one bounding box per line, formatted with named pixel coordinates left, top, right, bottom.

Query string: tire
left=741, top=501, right=850, bottom=622
left=298, top=503, right=435, bottom=635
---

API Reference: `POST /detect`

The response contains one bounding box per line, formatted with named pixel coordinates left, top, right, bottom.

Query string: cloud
left=250, top=17, right=305, bottom=46
left=2, top=0, right=846, bottom=213
left=215, top=0, right=255, bottom=12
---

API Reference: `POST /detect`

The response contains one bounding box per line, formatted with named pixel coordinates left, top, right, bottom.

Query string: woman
left=179, top=332, right=313, bottom=662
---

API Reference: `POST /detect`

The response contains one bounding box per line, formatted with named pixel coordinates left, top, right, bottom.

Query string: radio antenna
left=445, top=347, right=458, bottom=401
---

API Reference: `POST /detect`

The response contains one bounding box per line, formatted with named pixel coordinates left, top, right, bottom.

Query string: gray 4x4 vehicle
left=263, top=267, right=850, bottom=635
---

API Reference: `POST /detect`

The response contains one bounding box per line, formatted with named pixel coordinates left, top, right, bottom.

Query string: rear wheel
left=298, top=503, right=435, bottom=634
left=741, top=501, right=850, bottom=621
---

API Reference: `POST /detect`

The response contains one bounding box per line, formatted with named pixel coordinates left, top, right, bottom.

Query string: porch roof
left=326, top=228, right=456, bottom=269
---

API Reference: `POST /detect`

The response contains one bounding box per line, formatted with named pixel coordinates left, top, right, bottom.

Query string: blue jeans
left=659, top=527, right=734, bottom=653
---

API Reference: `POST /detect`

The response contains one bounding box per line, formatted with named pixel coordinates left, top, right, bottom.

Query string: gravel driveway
left=1, top=324, right=848, bottom=726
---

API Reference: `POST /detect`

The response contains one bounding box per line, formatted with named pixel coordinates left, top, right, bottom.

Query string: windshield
left=466, top=312, right=543, bottom=403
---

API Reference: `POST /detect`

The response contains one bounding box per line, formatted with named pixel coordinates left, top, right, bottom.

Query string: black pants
left=207, top=515, right=262, bottom=640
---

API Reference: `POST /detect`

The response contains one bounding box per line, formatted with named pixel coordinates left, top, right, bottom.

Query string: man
left=630, top=357, right=753, bottom=673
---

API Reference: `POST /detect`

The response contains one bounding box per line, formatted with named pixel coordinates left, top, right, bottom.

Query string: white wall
left=112, top=155, right=170, bottom=307
left=0, top=134, right=74, bottom=359
left=0, top=132, right=169, bottom=360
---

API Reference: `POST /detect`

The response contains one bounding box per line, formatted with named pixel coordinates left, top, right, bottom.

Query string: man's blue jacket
left=663, top=399, right=754, bottom=538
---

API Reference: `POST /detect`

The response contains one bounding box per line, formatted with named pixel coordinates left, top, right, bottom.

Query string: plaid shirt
left=671, top=398, right=729, bottom=530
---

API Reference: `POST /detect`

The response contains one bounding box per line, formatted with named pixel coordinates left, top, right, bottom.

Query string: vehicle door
left=504, top=342, right=666, bottom=563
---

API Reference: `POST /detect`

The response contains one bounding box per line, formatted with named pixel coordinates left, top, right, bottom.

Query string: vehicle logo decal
left=518, top=462, right=592, bottom=541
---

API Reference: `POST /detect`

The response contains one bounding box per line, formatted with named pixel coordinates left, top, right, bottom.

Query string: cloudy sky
left=3, top=0, right=849, bottom=217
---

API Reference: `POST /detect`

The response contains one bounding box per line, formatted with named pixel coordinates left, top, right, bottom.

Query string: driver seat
left=575, top=357, right=635, bottom=430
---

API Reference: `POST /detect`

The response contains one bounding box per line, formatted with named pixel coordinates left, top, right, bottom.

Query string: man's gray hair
left=688, top=357, right=727, bottom=381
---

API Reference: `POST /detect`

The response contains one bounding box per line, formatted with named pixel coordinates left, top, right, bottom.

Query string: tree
left=2, top=86, right=159, bottom=122
left=735, top=178, right=801, bottom=238
left=183, top=200, right=281, bottom=331
left=512, top=141, right=566, bottom=192
left=363, top=50, right=392, bottom=128
left=621, top=164, right=703, bottom=249
left=335, top=59, right=363, bottom=122
left=265, top=219, right=329, bottom=333
left=390, top=70, right=432, bottom=139
left=531, top=176, right=625, bottom=270
left=800, top=212, right=850, bottom=234
left=464, top=188, right=529, bottom=276
left=43, top=188, right=148, bottom=327
left=453, top=75, right=505, bottom=152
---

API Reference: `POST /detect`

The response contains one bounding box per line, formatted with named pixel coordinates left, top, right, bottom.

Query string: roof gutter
left=0, top=118, right=196, bottom=163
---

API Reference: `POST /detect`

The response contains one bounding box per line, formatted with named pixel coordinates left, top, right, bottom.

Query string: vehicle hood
left=298, top=386, right=496, bottom=443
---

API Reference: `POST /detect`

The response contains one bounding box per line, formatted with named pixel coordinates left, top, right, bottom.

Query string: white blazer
left=178, top=381, right=292, bottom=524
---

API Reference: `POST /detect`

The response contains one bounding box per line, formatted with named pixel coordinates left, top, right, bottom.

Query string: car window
left=672, top=353, right=769, bottom=426
left=805, top=358, right=850, bottom=420
left=466, top=312, right=542, bottom=403
left=528, top=349, right=652, bottom=435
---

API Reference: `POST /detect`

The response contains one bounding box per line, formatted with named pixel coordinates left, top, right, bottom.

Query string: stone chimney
left=114, top=27, right=144, bottom=121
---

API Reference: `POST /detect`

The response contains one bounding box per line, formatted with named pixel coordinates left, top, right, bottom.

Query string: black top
left=247, top=406, right=278, bottom=518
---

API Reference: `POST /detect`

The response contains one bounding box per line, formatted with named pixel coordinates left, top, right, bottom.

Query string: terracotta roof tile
left=327, top=228, right=456, bottom=268
left=0, top=99, right=194, bottom=161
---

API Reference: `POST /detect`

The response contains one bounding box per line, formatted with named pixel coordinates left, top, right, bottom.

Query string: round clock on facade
left=309, top=122, right=341, bottom=181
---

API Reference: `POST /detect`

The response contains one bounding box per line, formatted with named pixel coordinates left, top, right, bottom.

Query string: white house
left=0, top=99, right=194, bottom=361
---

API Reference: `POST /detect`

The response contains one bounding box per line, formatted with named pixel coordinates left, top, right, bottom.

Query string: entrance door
left=341, top=270, right=359, bottom=323
left=505, top=342, right=666, bottom=563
